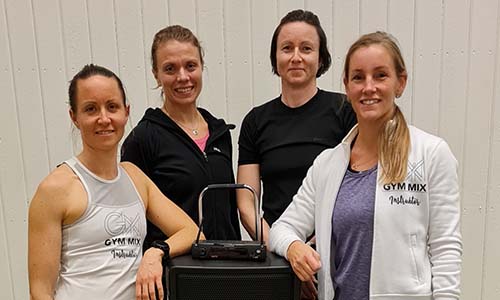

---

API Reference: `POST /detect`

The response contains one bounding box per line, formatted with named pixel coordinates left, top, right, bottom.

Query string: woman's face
left=344, top=44, right=406, bottom=124
left=153, top=40, right=203, bottom=107
left=276, top=21, right=320, bottom=89
left=70, top=75, right=129, bottom=152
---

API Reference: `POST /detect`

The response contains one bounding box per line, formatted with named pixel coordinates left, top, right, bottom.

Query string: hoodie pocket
left=410, top=233, right=423, bottom=284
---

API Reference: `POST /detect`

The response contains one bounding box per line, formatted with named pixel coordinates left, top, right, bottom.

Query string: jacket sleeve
left=269, top=152, right=320, bottom=259
left=427, top=140, right=462, bottom=299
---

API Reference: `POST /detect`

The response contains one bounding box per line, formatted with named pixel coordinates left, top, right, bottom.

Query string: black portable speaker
left=167, top=252, right=300, bottom=300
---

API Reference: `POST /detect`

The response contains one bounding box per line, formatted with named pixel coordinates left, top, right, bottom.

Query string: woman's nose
left=363, top=78, right=376, bottom=93
left=98, top=109, right=111, bottom=124
left=291, top=48, right=303, bottom=63
left=177, top=68, right=190, bottom=81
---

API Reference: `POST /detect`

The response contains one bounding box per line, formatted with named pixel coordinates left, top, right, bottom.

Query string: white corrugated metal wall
left=0, top=0, right=498, bottom=299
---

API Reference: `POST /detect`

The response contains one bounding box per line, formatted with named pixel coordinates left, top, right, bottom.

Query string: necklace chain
left=351, top=157, right=378, bottom=170
left=163, top=108, right=201, bottom=136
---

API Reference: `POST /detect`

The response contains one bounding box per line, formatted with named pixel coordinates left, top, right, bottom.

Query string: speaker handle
left=197, top=183, right=263, bottom=243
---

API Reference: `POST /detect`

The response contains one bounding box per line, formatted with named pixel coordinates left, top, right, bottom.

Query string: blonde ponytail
left=378, top=106, right=410, bottom=184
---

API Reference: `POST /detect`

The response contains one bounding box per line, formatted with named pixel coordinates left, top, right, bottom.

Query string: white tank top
left=55, top=157, right=147, bottom=300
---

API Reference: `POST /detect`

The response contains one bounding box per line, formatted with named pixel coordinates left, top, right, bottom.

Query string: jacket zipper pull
left=203, top=152, right=208, bottom=162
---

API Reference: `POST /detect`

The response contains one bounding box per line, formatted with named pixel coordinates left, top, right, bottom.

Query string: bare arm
left=122, top=163, right=200, bottom=300
left=140, top=178, right=200, bottom=299
left=236, top=164, right=270, bottom=244
left=28, top=177, right=67, bottom=300
left=144, top=176, right=200, bottom=258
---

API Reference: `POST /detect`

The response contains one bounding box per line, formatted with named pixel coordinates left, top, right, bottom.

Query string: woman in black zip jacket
left=121, top=25, right=241, bottom=252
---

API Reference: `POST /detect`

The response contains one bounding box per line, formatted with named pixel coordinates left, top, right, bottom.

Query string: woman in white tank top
left=28, top=64, right=201, bottom=300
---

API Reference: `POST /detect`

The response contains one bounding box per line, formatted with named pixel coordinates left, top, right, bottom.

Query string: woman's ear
left=343, top=76, right=349, bottom=93
left=69, top=109, right=79, bottom=128
left=396, top=71, right=408, bottom=98
left=152, top=69, right=161, bottom=86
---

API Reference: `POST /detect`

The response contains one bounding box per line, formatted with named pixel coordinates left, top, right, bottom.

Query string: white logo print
left=104, top=212, right=141, bottom=236
left=406, top=160, right=425, bottom=182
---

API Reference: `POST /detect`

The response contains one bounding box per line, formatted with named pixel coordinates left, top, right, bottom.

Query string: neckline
left=347, top=164, right=378, bottom=175
left=161, top=106, right=202, bottom=136
left=193, top=132, right=209, bottom=141
left=277, top=88, right=320, bottom=112
left=349, top=134, right=379, bottom=172
left=73, top=157, right=121, bottom=183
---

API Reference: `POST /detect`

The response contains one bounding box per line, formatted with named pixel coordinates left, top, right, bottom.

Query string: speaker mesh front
left=174, top=273, right=293, bottom=300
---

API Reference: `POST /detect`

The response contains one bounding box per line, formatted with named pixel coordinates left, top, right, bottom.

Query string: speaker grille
left=173, top=273, right=294, bottom=300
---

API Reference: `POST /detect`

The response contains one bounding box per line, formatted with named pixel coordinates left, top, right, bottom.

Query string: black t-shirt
left=238, top=89, right=357, bottom=225
left=121, top=107, right=241, bottom=251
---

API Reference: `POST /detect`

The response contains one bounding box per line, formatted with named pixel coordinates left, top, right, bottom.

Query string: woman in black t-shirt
left=237, top=13, right=356, bottom=298
left=237, top=9, right=356, bottom=253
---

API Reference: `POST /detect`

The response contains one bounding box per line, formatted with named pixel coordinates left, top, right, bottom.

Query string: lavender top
left=331, top=165, right=377, bottom=300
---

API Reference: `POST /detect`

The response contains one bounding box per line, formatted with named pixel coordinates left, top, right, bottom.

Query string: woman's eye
left=108, top=103, right=119, bottom=111
left=164, top=65, right=174, bottom=74
left=351, top=75, right=362, bottom=81
left=302, top=46, right=312, bottom=52
left=84, top=106, right=96, bottom=113
left=375, top=72, right=388, bottom=79
left=187, top=63, right=197, bottom=71
left=281, top=45, right=291, bottom=51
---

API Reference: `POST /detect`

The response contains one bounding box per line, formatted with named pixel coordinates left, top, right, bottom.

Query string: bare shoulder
left=30, top=164, right=81, bottom=218
left=120, top=161, right=142, bottom=175
left=35, top=165, right=77, bottom=199
left=120, top=161, right=143, bottom=184
left=120, top=161, right=151, bottom=184
left=120, top=161, right=149, bottom=205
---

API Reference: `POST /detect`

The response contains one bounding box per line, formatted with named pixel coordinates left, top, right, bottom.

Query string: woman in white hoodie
left=270, top=31, right=462, bottom=300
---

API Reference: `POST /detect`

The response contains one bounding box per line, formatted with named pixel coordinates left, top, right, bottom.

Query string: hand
left=136, top=248, right=164, bottom=300
left=287, top=241, right=321, bottom=282
left=300, top=277, right=318, bottom=299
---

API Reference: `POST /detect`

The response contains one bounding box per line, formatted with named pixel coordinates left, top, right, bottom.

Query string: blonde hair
left=378, top=106, right=409, bottom=183
left=344, top=31, right=410, bottom=184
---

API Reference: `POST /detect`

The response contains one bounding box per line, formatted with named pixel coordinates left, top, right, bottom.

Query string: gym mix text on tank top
left=55, top=157, right=147, bottom=300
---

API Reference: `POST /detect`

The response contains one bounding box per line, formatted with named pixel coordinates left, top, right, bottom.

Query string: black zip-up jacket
left=121, top=107, right=241, bottom=251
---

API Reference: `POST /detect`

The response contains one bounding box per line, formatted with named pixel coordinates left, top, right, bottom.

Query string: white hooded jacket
left=270, top=125, right=462, bottom=300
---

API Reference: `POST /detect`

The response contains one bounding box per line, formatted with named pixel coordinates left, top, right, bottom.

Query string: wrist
left=142, top=248, right=163, bottom=264
left=145, top=247, right=164, bottom=262
left=150, top=240, right=170, bottom=263
left=287, top=240, right=304, bottom=259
